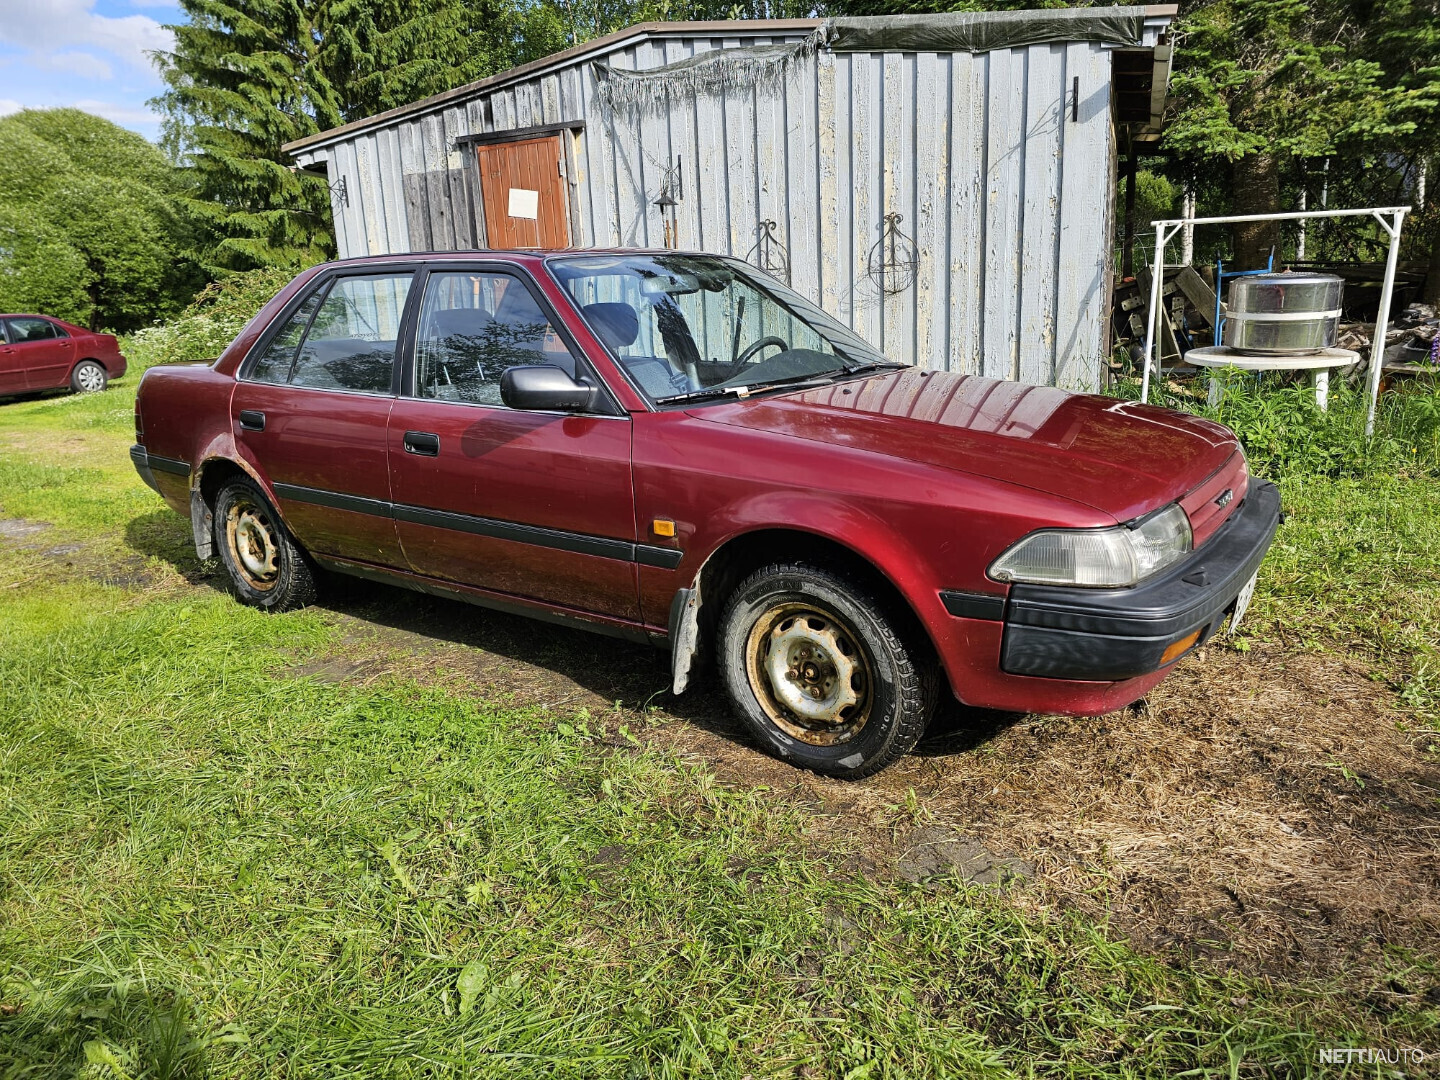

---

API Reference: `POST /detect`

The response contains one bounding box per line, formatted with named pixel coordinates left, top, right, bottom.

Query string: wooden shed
left=283, top=6, right=1176, bottom=390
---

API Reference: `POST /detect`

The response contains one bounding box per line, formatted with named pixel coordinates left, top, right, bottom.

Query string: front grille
left=1181, top=450, right=1249, bottom=548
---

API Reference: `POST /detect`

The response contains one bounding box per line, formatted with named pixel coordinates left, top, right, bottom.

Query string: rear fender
left=189, top=428, right=278, bottom=562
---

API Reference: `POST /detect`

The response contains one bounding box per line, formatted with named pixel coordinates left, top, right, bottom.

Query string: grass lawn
left=0, top=350, right=1437, bottom=1078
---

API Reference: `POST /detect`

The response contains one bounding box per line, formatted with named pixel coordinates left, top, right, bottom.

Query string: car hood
left=687, top=369, right=1240, bottom=522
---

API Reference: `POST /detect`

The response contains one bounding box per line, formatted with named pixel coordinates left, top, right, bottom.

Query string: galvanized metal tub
left=1222, top=272, right=1344, bottom=354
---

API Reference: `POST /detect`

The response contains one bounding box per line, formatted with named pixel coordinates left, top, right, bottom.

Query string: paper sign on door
left=508, top=188, right=539, bottom=219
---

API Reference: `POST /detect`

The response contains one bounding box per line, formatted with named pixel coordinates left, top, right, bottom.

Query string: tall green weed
left=1113, top=369, right=1440, bottom=480
left=120, top=267, right=298, bottom=375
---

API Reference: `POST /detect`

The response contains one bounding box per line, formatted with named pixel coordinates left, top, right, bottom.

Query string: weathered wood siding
left=293, top=24, right=1164, bottom=389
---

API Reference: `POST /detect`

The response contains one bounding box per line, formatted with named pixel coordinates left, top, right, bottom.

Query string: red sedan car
left=0, top=315, right=126, bottom=397
left=131, top=252, right=1280, bottom=777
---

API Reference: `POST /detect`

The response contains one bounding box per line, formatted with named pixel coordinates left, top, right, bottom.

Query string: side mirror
left=499, top=365, right=596, bottom=411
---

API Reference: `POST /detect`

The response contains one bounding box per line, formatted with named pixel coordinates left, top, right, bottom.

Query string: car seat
left=582, top=303, right=640, bottom=353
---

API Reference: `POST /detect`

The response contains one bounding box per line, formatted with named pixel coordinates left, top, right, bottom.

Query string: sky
left=0, top=0, right=182, bottom=143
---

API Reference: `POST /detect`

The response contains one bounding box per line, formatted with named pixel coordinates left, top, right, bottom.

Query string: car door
left=387, top=266, right=640, bottom=622
left=3, top=317, right=74, bottom=390
left=231, top=270, right=415, bottom=568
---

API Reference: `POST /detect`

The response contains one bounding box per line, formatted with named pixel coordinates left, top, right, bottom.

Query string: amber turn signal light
left=652, top=518, right=676, bottom=538
left=1160, top=629, right=1202, bottom=666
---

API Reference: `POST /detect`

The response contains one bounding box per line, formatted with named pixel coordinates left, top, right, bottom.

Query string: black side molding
left=272, top=482, right=390, bottom=518
left=270, top=480, right=685, bottom=570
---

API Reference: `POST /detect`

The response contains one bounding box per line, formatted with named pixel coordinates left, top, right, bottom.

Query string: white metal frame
left=1139, top=206, right=1410, bottom=435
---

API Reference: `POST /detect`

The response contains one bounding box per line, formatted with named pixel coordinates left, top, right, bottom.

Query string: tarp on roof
left=821, top=7, right=1149, bottom=52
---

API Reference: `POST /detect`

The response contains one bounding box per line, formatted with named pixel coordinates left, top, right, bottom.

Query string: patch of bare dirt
left=0, top=518, right=52, bottom=541
left=0, top=515, right=174, bottom=591
left=0, top=427, right=121, bottom=463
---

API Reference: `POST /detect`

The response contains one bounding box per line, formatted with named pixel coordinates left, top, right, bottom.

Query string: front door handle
left=403, top=431, right=440, bottom=456
left=238, top=409, right=266, bottom=432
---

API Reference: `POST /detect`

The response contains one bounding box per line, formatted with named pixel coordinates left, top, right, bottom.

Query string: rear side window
left=249, top=293, right=322, bottom=384
left=5, top=317, right=61, bottom=342
left=247, top=273, right=413, bottom=393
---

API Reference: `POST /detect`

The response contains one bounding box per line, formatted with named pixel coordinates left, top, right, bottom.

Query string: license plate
left=1229, top=571, right=1258, bottom=634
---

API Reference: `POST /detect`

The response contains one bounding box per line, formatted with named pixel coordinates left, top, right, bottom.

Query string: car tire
left=70, top=360, right=108, bottom=394
left=212, top=477, right=318, bottom=612
left=717, top=562, right=936, bottom=779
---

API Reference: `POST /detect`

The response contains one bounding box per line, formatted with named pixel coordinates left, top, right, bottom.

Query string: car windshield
left=547, top=254, right=899, bottom=404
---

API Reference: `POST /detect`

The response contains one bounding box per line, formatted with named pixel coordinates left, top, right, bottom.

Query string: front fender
left=665, top=491, right=957, bottom=696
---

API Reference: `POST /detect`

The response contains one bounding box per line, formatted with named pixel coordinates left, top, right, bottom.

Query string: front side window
left=548, top=254, right=896, bottom=404
left=5, top=317, right=60, bottom=342
left=412, top=271, right=581, bottom=407
left=246, top=273, right=412, bottom=393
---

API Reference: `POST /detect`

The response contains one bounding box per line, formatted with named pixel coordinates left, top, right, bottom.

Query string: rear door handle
left=403, top=431, right=440, bottom=456
left=238, top=410, right=266, bottom=432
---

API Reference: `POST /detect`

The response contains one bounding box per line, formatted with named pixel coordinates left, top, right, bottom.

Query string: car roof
left=312, top=248, right=722, bottom=271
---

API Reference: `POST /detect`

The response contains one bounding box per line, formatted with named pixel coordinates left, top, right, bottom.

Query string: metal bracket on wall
left=747, top=219, right=790, bottom=285
left=289, top=165, right=349, bottom=208
left=867, top=213, right=918, bottom=295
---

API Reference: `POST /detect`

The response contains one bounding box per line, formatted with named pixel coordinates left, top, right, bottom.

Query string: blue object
left=1214, top=249, right=1276, bottom=347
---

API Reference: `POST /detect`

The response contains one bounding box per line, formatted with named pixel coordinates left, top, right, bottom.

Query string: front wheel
left=717, top=562, right=936, bottom=778
left=213, top=477, right=317, bottom=611
left=70, top=361, right=107, bottom=394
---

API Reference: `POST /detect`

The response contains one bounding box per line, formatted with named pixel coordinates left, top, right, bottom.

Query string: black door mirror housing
left=499, top=365, right=596, bottom=411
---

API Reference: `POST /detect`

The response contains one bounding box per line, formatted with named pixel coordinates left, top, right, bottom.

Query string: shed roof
left=282, top=6, right=1177, bottom=156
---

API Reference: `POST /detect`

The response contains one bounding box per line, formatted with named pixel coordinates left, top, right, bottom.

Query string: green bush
left=122, top=267, right=299, bottom=374
left=0, top=109, right=204, bottom=333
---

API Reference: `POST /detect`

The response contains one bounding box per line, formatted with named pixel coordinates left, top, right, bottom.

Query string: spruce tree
left=155, top=0, right=343, bottom=272
left=1162, top=0, right=1415, bottom=267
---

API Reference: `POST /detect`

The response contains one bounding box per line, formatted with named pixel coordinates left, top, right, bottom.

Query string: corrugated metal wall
left=294, top=26, right=1139, bottom=390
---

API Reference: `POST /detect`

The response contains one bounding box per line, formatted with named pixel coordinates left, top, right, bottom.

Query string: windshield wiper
left=838, top=359, right=907, bottom=375
left=654, top=374, right=841, bottom=405
left=654, top=360, right=905, bottom=406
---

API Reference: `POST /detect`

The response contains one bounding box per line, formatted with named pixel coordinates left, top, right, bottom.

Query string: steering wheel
left=734, top=336, right=789, bottom=367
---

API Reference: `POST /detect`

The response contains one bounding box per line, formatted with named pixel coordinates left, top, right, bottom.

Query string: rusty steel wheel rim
left=744, top=601, right=875, bottom=745
left=225, top=497, right=280, bottom=591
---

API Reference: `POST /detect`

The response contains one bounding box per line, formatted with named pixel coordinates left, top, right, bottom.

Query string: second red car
left=0, top=315, right=126, bottom=398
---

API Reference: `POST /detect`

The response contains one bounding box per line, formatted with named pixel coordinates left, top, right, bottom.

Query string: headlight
left=988, top=504, right=1193, bottom=588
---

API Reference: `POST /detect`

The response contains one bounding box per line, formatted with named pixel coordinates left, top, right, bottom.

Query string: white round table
left=1182, top=346, right=1361, bottom=411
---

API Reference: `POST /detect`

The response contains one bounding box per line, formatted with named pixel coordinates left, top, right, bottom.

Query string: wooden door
left=476, top=136, right=570, bottom=249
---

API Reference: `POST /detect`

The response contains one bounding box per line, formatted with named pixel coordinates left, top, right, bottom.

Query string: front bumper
left=996, top=479, right=1281, bottom=681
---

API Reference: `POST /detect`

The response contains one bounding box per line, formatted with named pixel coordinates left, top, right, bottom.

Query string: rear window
left=5, top=317, right=64, bottom=342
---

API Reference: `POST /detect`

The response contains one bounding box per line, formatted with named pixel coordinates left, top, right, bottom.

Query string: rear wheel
left=70, top=361, right=107, bottom=394
left=718, top=562, right=935, bottom=778
left=213, top=477, right=317, bottom=611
